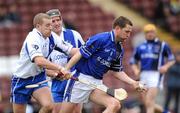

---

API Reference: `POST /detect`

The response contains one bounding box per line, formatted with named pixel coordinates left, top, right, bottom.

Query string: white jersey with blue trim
left=130, top=38, right=175, bottom=71
left=13, top=28, right=72, bottom=78
left=49, top=27, right=84, bottom=67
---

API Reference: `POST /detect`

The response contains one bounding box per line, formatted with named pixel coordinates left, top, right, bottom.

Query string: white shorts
left=140, top=71, right=163, bottom=88
left=64, top=72, right=103, bottom=103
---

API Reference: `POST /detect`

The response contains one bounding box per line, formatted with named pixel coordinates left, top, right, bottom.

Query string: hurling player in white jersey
left=46, top=9, right=84, bottom=113
left=11, top=13, right=75, bottom=113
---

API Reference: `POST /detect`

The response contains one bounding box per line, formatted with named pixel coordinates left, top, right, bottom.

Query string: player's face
left=116, top=24, right=132, bottom=42
left=39, top=18, right=52, bottom=38
left=51, top=16, right=63, bottom=34
left=145, top=31, right=156, bottom=41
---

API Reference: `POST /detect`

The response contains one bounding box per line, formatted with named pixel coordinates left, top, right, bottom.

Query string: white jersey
left=49, top=28, right=84, bottom=67
left=13, top=28, right=72, bottom=78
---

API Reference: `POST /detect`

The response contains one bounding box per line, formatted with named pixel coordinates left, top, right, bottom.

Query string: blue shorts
left=11, top=72, right=48, bottom=104
left=52, top=91, right=63, bottom=103
left=51, top=79, right=67, bottom=103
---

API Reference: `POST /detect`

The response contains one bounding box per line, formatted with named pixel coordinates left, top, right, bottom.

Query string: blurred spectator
left=6, top=2, right=21, bottom=24
left=0, top=2, right=21, bottom=28
left=0, top=3, right=11, bottom=28
left=162, top=0, right=180, bottom=38
left=116, top=0, right=180, bottom=38
left=170, top=0, right=180, bottom=14
left=163, top=51, right=180, bottom=113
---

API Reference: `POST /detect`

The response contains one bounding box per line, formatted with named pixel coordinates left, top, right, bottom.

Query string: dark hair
left=112, top=16, right=133, bottom=28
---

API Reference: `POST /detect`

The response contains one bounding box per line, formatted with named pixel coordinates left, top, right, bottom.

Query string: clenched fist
left=55, top=68, right=72, bottom=80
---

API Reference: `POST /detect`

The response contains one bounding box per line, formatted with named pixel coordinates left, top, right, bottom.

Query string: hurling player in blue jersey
left=46, top=9, right=84, bottom=113
left=130, top=24, right=175, bottom=113
left=59, top=16, right=144, bottom=113
left=10, top=13, right=74, bottom=113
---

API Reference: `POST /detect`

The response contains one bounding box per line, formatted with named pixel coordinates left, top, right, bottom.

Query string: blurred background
left=0, top=0, right=179, bottom=113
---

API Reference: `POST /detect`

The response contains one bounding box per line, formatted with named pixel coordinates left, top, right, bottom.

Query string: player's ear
left=114, top=26, right=121, bottom=30
left=36, top=24, right=40, bottom=28
left=114, top=26, right=122, bottom=33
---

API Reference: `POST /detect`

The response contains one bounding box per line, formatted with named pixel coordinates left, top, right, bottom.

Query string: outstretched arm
left=159, top=60, right=175, bottom=74
left=111, top=71, right=137, bottom=86
left=131, top=64, right=140, bottom=77
left=69, top=48, right=79, bottom=57
left=65, top=50, right=82, bottom=70
left=110, top=70, right=145, bottom=91
left=34, top=56, right=62, bottom=71
left=46, top=69, right=58, bottom=77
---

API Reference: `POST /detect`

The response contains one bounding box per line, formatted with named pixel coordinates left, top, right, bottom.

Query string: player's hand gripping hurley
left=25, top=72, right=128, bottom=101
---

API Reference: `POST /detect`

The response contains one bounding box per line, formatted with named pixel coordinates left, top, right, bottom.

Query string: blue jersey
left=130, top=38, right=175, bottom=71
left=75, top=31, right=124, bottom=79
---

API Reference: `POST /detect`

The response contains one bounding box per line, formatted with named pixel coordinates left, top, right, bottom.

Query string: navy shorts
left=11, top=72, right=48, bottom=104
left=51, top=79, right=67, bottom=103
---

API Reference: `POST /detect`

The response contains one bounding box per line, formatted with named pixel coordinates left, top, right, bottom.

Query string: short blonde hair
left=143, top=24, right=157, bottom=32
left=33, top=13, right=51, bottom=27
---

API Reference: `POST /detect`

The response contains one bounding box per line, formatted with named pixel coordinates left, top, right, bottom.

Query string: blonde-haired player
left=130, top=24, right=175, bottom=113
left=11, top=13, right=74, bottom=113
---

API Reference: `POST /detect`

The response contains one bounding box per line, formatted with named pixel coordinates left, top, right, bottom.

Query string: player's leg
left=11, top=77, right=31, bottom=113
left=53, top=102, right=83, bottom=113
left=51, top=91, right=63, bottom=113
left=73, top=103, right=83, bottom=113
left=52, top=103, right=61, bottom=113
left=154, top=103, right=163, bottom=113
left=144, top=87, right=158, bottom=113
left=11, top=85, right=27, bottom=113
left=90, top=89, right=121, bottom=113
left=174, top=88, right=179, bottom=113
left=32, top=86, right=54, bottom=113
left=140, top=71, right=163, bottom=113
left=163, top=88, right=172, bottom=113
left=59, top=102, right=77, bottom=113
left=91, top=103, right=104, bottom=113
left=12, top=104, right=26, bottom=113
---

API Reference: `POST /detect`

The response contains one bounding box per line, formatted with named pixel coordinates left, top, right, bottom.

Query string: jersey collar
left=154, top=38, right=159, bottom=42
left=145, top=37, right=159, bottom=43
left=34, top=28, right=43, bottom=37
left=62, top=27, right=66, bottom=32
left=110, top=30, right=115, bottom=42
left=60, top=27, right=66, bottom=41
left=33, top=28, right=49, bottom=40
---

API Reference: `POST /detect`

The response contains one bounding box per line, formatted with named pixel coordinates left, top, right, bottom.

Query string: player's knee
left=145, top=100, right=154, bottom=107
left=108, top=99, right=121, bottom=111
left=42, top=103, right=54, bottom=112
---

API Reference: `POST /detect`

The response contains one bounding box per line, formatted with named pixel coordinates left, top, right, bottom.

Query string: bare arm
left=65, top=50, right=82, bottom=70
left=111, top=70, right=137, bottom=86
left=159, top=60, right=175, bottom=74
left=46, top=69, right=58, bottom=77
left=110, top=70, right=145, bottom=91
left=131, top=64, right=140, bottom=77
left=69, top=48, right=79, bottom=57
left=34, top=56, right=62, bottom=72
